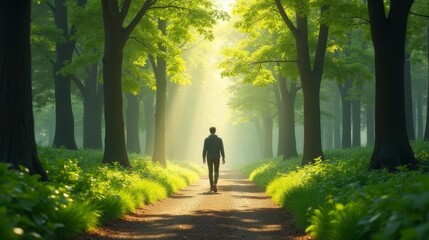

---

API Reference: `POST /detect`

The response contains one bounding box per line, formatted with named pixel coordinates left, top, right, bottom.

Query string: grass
left=242, top=141, right=429, bottom=240
left=0, top=147, right=205, bottom=239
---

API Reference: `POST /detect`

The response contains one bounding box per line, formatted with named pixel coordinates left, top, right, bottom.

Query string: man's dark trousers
left=207, top=158, right=220, bottom=186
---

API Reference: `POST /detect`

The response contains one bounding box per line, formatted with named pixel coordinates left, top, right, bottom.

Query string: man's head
left=209, top=127, right=216, bottom=134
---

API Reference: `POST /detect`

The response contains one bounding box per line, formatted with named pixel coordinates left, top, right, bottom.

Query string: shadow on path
left=76, top=168, right=310, bottom=240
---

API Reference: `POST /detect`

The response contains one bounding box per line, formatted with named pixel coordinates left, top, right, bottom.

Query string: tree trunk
left=366, top=103, right=375, bottom=146
left=296, top=15, right=327, bottom=165
left=368, top=0, right=417, bottom=170
left=0, top=0, right=48, bottom=180
left=101, top=6, right=130, bottom=167
left=262, top=113, right=273, bottom=158
left=301, top=77, right=324, bottom=164
left=275, top=2, right=328, bottom=164
left=324, top=120, right=333, bottom=150
left=52, top=0, right=77, bottom=149
left=151, top=20, right=167, bottom=166
left=334, top=91, right=342, bottom=148
left=126, top=93, right=141, bottom=153
left=416, top=88, right=423, bottom=139
left=277, top=71, right=298, bottom=159
left=404, top=51, right=415, bottom=140
left=254, top=120, right=263, bottom=159
left=283, top=83, right=298, bottom=159
left=143, top=88, right=155, bottom=155
left=338, top=80, right=352, bottom=148
left=424, top=26, right=429, bottom=140
left=83, top=61, right=103, bottom=149
left=275, top=82, right=286, bottom=157
left=352, top=92, right=361, bottom=147
left=100, top=0, right=153, bottom=166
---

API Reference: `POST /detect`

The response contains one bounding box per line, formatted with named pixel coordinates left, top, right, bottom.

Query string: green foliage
left=243, top=141, right=429, bottom=240
left=0, top=147, right=204, bottom=239
left=0, top=163, right=69, bottom=239
left=52, top=201, right=99, bottom=239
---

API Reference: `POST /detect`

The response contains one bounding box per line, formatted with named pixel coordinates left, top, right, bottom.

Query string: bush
left=0, top=163, right=70, bottom=239
left=243, top=141, right=429, bottom=240
left=1, top=147, right=204, bottom=239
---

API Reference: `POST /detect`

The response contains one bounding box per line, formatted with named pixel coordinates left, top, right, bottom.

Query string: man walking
left=202, top=127, right=225, bottom=193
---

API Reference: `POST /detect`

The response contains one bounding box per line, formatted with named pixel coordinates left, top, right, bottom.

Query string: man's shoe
left=213, top=184, right=217, bottom=193
left=210, top=185, right=214, bottom=192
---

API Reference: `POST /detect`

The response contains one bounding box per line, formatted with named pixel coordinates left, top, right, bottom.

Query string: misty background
left=31, top=0, right=427, bottom=166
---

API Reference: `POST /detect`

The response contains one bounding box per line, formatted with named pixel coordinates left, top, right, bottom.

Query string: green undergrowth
left=0, top=147, right=205, bottom=239
left=243, top=141, right=429, bottom=240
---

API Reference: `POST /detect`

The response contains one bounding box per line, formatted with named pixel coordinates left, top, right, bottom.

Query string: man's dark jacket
left=203, top=134, right=225, bottom=160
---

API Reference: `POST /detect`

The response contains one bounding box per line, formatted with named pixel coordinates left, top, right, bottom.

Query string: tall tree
left=150, top=19, right=168, bottom=166
left=275, top=0, right=329, bottom=165
left=277, top=74, right=299, bottom=159
left=0, top=0, right=48, bottom=180
left=262, top=111, right=274, bottom=158
left=424, top=26, right=429, bottom=140
left=404, top=51, right=415, bottom=140
left=49, top=0, right=87, bottom=149
left=142, top=86, right=155, bottom=155
left=63, top=1, right=105, bottom=149
left=352, top=92, right=362, bottom=147
left=227, top=82, right=277, bottom=159
left=101, top=0, right=156, bottom=167
left=337, top=79, right=353, bottom=148
left=74, top=61, right=104, bottom=149
left=368, top=0, right=418, bottom=170
left=147, top=2, right=226, bottom=165
left=220, top=12, right=300, bottom=159
left=126, top=93, right=141, bottom=153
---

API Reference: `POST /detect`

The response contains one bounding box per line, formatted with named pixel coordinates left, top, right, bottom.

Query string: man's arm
left=220, top=138, right=225, bottom=164
left=202, top=139, right=207, bottom=164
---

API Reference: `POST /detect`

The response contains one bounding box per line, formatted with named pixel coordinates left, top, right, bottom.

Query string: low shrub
left=1, top=147, right=203, bottom=239
left=244, top=141, right=429, bottom=240
left=0, top=163, right=70, bottom=239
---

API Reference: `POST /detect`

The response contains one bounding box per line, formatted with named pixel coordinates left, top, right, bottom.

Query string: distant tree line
left=0, top=0, right=428, bottom=178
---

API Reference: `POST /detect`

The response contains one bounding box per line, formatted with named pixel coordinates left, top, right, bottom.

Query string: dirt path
left=77, top=169, right=310, bottom=240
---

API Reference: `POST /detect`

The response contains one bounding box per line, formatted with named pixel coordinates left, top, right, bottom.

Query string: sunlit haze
left=165, top=0, right=258, bottom=165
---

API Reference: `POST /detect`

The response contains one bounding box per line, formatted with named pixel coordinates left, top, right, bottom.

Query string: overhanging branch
left=252, top=60, right=296, bottom=64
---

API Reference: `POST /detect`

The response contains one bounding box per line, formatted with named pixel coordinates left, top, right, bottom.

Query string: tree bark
left=352, top=91, right=361, bottom=147
left=366, top=103, right=375, bottom=146
left=338, top=80, right=352, bottom=148
left=142, top=88, right=155, bottom=155
left=275, top=1, right=328, bottom=165
left=404, top=51, right=415, bottom=140
left=254, top=120, right=263, bottom=159
left=274, top=82, right=286, bottom=157
left=283, top=83, right=298, bottom=159
left=52, top=0, right=79, bottom=150
left=101, top=2, right=129, bottom=167
left=416, top=88, right=423, bottom=139
left=368, top=0, right=417, bottom=170
left=334, top=91, right=341, bottom=148
left=82, top=61, right=103, bottom=149
left=151, top=20, right=167, bottom=166
left=262, top=113, right=273, bottom=159
left=126, top=93, right=141, bottom=153
left=297, top=15, right=327, bottom=165
left=324, top=120, right=333, bottom=149
left=424, top=26, right=429, bottom=140
left=101, top=0, right=154, bottom=166
left=277, top=71, right=298, bottom=159
left=102, top=27, right=129, bottom=166
left=0, top=0, right=48, bottom=180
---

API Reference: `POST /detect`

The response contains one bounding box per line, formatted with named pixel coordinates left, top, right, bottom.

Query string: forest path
left=77, top=169, right=310, bottom=240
